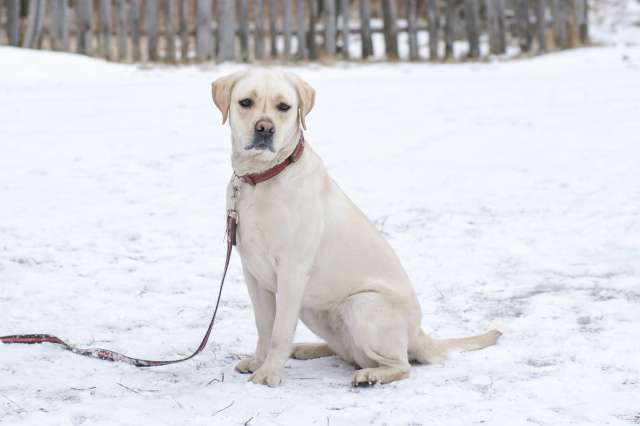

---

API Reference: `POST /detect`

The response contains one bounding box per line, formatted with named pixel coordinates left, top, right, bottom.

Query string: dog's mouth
left=244, top=134, right=275, bottom=153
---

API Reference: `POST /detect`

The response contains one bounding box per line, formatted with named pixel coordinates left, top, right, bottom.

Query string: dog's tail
left=410, top=329, right=502, bottom=364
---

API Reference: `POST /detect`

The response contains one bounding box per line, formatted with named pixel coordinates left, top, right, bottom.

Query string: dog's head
left=212, top=69, right=315, bottom=165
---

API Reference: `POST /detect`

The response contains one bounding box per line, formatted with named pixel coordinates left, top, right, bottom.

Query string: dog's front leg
left=235, top=269, right=275, bottom=374
left=250, top=266, right=307, bottom=387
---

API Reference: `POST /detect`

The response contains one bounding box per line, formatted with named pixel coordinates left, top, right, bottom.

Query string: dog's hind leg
left=342, top=292, right=411, bottom=386
left=291, top=343, right=334, bottom=360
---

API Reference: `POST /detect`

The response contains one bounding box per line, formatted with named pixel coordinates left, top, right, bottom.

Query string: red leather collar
left=238, top=136, right=305, bottom=186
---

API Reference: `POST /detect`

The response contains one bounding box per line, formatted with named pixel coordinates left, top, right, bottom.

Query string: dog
left=211, top=69, right=501, bottom=387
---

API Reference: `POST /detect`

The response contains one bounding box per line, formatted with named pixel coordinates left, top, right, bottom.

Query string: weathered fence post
left=582, top=0, right=589, bottom=43
left=131, top=0, right=142, bottom=61
left=254, top=0, right=265, bottom=60
left=381, top=0, right=398, bottom=60
left=575, top=0, right=588, bottom=43
left=6, top=0, right=20, bottom=46
left=147, top=0, right=158, bottom=61
left=553, top=0, right=568, bottom=49
left=359, top=0, right=373, bottom=58
left=324, top=0, right=337, bottom=57
left=296, top=0, right=307, bottom=60
left=535, top=0, right=547, bottom=52
left=269, top=0, right=277, bottom=58
left=496, top=0, right=506, bottom=53
left=49, top=0, right=60, bottom=51
left=218, top=0, right=236, bottom=62
left=196, top=0, right=212, bottom=61
left=238, top=0, right=250, bottom=61
left=166, top=0, right=178, bottom=63
left=516, top=0, right=531, bottom=53
left=50, top=0, right=69, bottom=52
left=283, top=0, right=293, bottom=59
left=464, top=0, right=480, bottom=59
left=487, top=0, right=498, bottom=53
left=486, top=0, right=506, bottom=55
left=77, top=0, right=93, bottom=55
left=444, top=0, right=455, bottom=59
left=22, top=0, right=44, bottom=48
left=340, top=0, right=351, bottom=59
left=406, top=0, right=418, bottom=61
left=567, top=0, right=578, bottom=47
left=179, top=0, right=189, bottom=61
left=99, top=0, right=113, bottom=60
left=308, top=0, right=318, bottom=59
left=426, top=0, right=439, bottom=61
left=116, top=0, right=128, bottom=61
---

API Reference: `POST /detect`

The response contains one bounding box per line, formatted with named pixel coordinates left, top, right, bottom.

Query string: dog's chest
left=228, top=184, right=284, bottom=289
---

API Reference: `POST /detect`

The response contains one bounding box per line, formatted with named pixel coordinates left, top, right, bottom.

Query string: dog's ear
left=211, top=72, right=244, bottom=125
left=286, top=73, right=315, bottom=130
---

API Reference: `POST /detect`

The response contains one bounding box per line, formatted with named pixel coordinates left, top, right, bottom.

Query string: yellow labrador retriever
left=212, top=69, right=501, bottom=387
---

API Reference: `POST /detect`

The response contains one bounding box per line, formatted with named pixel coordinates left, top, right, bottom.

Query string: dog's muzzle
left=245, top=119, right=275, bottom=152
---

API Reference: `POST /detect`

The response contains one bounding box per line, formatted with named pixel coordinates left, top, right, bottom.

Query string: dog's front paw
left=235, top=357, right=263, bottom=374
left=249, top=365, right=282, bottom=387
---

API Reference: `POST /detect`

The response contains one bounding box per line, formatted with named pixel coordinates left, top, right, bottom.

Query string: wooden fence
left=0, top=0, right=589, bottom=63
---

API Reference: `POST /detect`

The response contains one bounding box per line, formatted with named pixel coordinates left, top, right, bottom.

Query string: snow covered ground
left=1, top=41, right=640, bottom=425
left=591, top=0, right=640, bottom=45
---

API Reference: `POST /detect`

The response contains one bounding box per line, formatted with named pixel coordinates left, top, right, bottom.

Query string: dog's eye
left=239, top=98, right=253, bottom=108
left=277, top=103, right=291, bottom=112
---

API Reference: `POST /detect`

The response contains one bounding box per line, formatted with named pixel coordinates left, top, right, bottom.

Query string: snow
left=591, top=0, right=640, bottom=46
left=1, top=40, right=640, bottom=426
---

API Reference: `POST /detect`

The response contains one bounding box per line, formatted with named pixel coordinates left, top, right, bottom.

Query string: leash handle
left=1, top=216, right=236, bottom=368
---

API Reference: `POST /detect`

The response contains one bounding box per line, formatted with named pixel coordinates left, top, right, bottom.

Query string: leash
left=0, top=211, right=239, bottom=368
left=0, top=134, right=304, bottom=367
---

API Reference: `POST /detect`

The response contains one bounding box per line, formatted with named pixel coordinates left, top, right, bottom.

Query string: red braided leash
left=0, top=214, right=238, bottom=368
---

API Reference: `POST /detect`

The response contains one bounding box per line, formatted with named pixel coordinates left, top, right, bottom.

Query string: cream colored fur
left=211, top=69, right=501, bottom=387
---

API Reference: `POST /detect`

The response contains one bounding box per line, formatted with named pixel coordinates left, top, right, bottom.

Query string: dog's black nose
left=255, top=119, right=275, bottom=135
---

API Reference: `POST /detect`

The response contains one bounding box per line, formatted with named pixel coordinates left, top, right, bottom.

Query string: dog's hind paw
left=291, top=343, right=333, bottom=360
left=351, top=367, right=409, bottom=387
